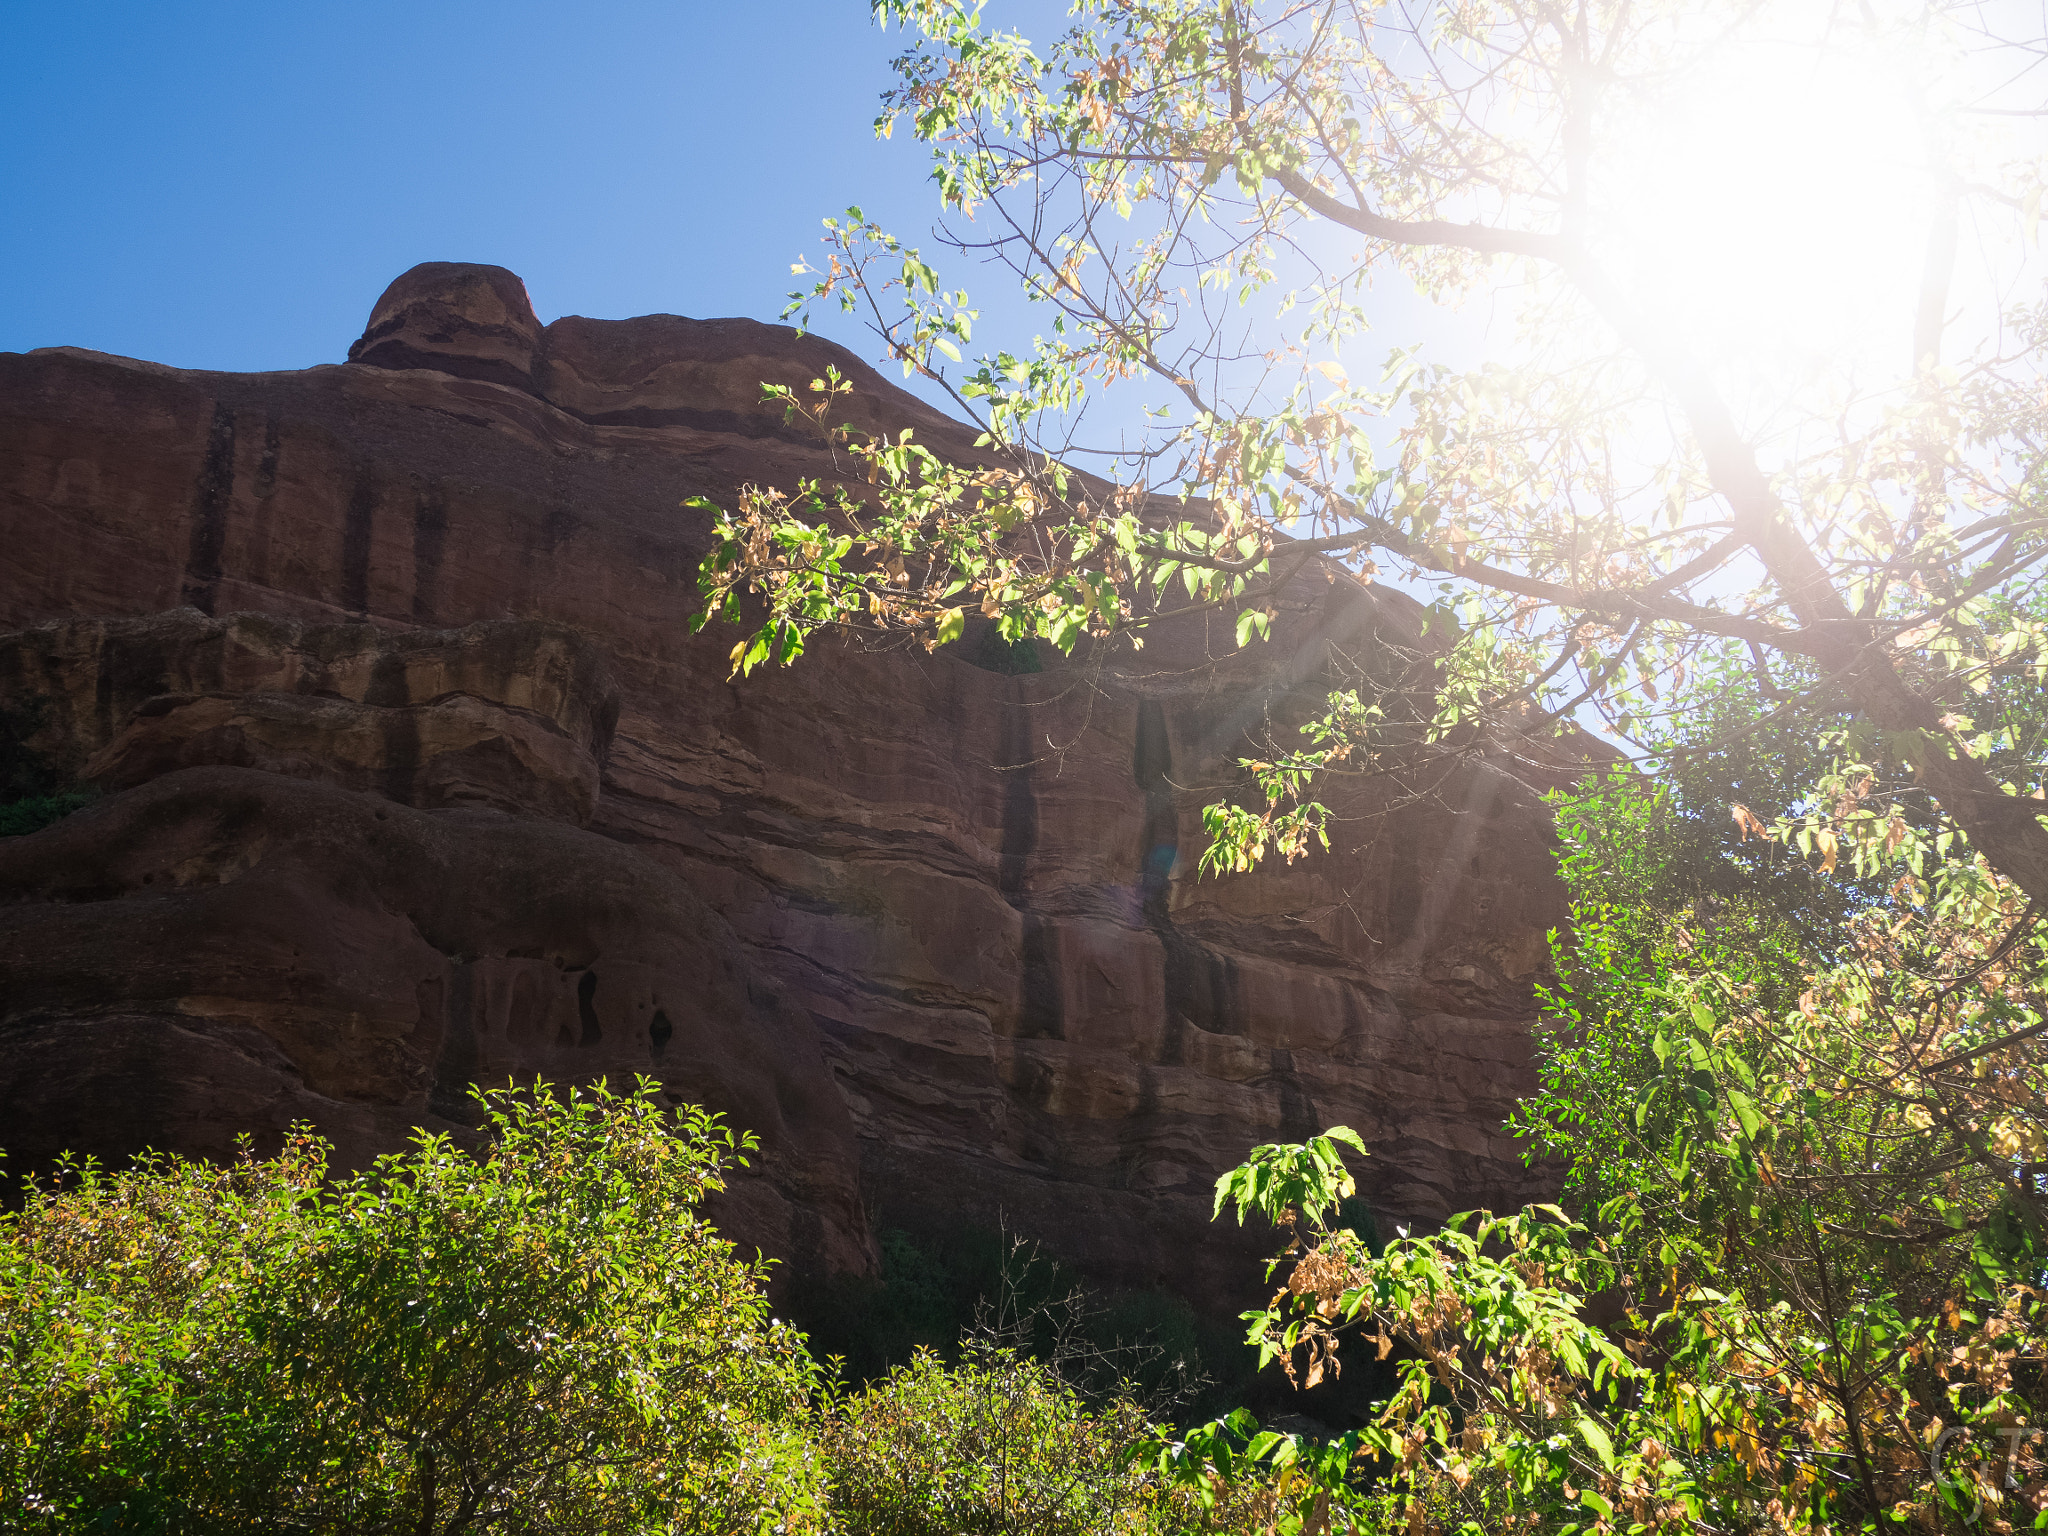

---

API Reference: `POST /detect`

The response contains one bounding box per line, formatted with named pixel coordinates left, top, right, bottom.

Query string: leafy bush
left=0, top=700, right=92, bottom=836
left=1145, top=767, right=2048, bottom=1533
left=0, top=1080, right=824, bottom=1535
left=0, top=788, right=94, bottom=837
left=820, top=1345, right=1265, bottom=1535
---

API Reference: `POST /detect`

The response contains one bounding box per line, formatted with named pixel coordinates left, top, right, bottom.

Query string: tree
left=1143, top=774, right=2048, bottom=1532
left=694, top=0, right=2048, bottom=907
left=0, top=1081, right=825, bottom=1535
left=681, top=7, right=2048, bottom=1522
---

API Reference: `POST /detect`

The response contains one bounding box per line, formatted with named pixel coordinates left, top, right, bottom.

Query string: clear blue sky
left=2, top=3, right=953, bottom=373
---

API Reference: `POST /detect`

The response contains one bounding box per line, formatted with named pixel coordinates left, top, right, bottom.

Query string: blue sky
left=2, top=3, right=951, bottom=373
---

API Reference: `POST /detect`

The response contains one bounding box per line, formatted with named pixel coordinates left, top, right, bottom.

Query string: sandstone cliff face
left=0, top=263, right=1568, bottom=1297
left=2, top=610, right=618, bottom=824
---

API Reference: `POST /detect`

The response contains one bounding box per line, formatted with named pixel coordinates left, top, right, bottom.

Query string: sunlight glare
left=1603, top=31, right=1931, bottom=378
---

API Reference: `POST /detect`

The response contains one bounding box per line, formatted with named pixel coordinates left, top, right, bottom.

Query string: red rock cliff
left=0, top=263, right=1568, bottom=1295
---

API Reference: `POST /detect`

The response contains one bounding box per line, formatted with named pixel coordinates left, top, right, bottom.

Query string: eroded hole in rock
left=576, top=969, right=602, bottom=1047
left=649, top=1008, right=673, bottom=1057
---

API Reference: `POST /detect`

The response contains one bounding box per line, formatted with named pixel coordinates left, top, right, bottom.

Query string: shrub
left=0, top=789, right=95, bottom=837
left=819, top=1345, right=1268, bottom=1536
left=0, top=1080, right=825, bottom=1535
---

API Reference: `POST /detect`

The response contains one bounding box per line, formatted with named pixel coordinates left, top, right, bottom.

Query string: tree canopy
left=685, top=12, right=2048, bottom=1523
left=694, top=0, right=2048, bottom=909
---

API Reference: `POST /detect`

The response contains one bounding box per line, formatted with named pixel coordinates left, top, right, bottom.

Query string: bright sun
left=1602, top=26, right=1932, bottom=378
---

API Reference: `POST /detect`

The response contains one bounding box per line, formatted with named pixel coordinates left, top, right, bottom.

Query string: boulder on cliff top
left=347, top=261, right=546, bottom=392
left=345, top=259, right=982, bottom=450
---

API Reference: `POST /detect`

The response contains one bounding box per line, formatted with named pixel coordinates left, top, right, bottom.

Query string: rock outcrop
left=0, top=263, right=1573, bottom=1300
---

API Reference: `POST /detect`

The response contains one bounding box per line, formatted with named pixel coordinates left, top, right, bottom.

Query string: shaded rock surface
left=0, top=262, right=1572, bottom=1298
left=0, top=767, right=862, bottom=1273
left=1, top=610, right=617, bottom=824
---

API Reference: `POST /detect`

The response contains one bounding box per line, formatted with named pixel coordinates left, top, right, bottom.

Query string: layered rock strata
left=1, top=610, right=617, bottom=824
left=0, top=263, right=1571, bottom=1297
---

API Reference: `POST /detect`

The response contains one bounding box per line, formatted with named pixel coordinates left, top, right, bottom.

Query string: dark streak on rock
left=1133, top=698, right=1178, bottom=921
left=996, top=703, right=1037, bottom=900
left=246, top=412, right=282, bottom=589
left=180, top=404, right=236, bottom=616
left=1134, top=696, right=1247, bottom=1038
left=1162, top=936, right=1244, bottom=1037
left=1269, top=1046, right=1319, bottom=1141
left=366, top=649, right=422, bottom=803
left=428, top=962, right=481, bottom=1125
left=1016, top=918, right=1064, bottom=1041
left=253, top=413, right=281, bottom=499
left=542, top=503, right=577, bottom=555
left=411, top=479, right=448, bottom=625
left=997, top=699, right=1064, bottom=1039
left=341, top=469, right=377, bottom=615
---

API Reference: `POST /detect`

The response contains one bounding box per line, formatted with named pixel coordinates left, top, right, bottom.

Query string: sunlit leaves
left=0, top=1083, right=825, bottom=1533
left=691, top=364, right=1317, bottom=676
left=1196, top=689, right=1381, bottom=876
left=717, top=0, right=2048, bottom=916
left=1210, top=1126, right=1367, bottom=1229
left=819, top=1344, right=1247, bottom=1533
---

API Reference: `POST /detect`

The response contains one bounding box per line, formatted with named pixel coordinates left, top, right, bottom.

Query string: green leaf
left=1728, top=1090, right=1763, bottom=1142
left=1577, top=1415, right=1616, bottom=1470
left=1324, top=1125, right=1368, bottom=1156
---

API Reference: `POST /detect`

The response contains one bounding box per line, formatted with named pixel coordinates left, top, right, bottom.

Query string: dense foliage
left=0, top=1086, right=1297, bottom=1536
left=821, top=1345, right=1195, bottom=1534
left=1135, top=767, right=2048, bottom=1533
left=0, top=1083, right=825, bottom=1535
